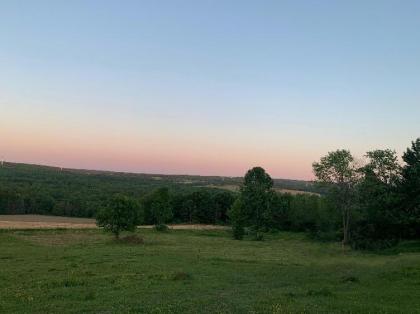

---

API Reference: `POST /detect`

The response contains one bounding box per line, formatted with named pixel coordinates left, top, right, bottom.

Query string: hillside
left=0, top=162, right=318, bottom=192
left=0, top=162, right=320, bottom=218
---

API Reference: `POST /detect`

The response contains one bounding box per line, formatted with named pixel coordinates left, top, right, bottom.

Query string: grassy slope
left=1, top=229, right=419, bottom=313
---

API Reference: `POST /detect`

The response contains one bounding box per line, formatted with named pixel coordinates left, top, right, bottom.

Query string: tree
left=227, top=198, right=246, bottom=240
left=352, top=149, right=401, bottom=249
left=182, top=199, right=195, bottom=223
left=96, top=195, right=142, bottom=239
left=228, top=167, right=274, bottom=240
left=399, top=138, right=420, bottom=238
left=190, top=191, right=216, bottom=224
left=149, top=187, right=173, bottom=229
left=364, top=149, right=400, bottom=185
left=313, top=150, right=360, bottom=245
left=213, top=191, right=235, bottom=223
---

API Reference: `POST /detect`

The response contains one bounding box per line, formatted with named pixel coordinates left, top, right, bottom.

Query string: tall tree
left=399, top=138, right=420, bottom=237
left=364, top=149, right=400, bottom=185
left=149, top=187, right=173, bottom=228
left=313, top=150, right=360, bottom=245
left=352, top=149, right=401, bottom=248
left=228, top=198, right=246, bottom=240
left=229, top=167, right=274, bottom=240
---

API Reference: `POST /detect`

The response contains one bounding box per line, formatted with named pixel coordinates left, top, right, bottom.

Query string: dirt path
left=0, top=215, right=227, bottom=230
left=0, top=215, right=96, bottom=229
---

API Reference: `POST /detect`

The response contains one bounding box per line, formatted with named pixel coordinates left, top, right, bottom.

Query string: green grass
left=1, top=229, right=419, bottom=313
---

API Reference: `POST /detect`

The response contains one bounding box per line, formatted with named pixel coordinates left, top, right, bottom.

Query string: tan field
left=0, top=215, right=227, bottom=230
left=205, top=184, right=319, bottom=195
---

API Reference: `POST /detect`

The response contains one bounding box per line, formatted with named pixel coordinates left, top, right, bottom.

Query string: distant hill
left=0, top=161, right=322, bottom=218
left=0, top=161, right=319, bottom=194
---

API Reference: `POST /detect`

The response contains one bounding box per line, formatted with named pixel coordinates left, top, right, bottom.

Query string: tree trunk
left=342, top=207, right=350, bottom=246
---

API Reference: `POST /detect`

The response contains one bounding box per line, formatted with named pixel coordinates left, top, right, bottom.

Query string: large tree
left=149, top=187, right=173, bottom=229
left=352, top=149, right=401, bottom=248
left=96, top=195, right=142, bottom=239
left=313, top=150, right=360, bottom=245
left=399, top=138, right=420, bottom=237
left=229, top=167, right=274, bottom=240
left=364, top=149, right=400, bottom=185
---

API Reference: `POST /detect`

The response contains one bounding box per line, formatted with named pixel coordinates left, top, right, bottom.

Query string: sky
left=0, top=0, right=419, bottom=180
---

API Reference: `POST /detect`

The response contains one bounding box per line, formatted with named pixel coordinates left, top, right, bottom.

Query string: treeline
left=0, top=162, right=317, bottom=218
left=229, top=138, right=420, bottom=249
left=95, top=185, right=327, bottom=238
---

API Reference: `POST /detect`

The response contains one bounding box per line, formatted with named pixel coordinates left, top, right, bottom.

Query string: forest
left=0, top=160, right=318, bottom=220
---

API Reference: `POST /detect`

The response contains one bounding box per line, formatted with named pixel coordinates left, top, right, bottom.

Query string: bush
left=232, top=224, right=245, bottom=240
left=154, top=223, right=169, bottom=232
left=172, top=272, right=192, bottom=281
left=350, top=236, right=398, bottom=250
left=254, top=232, right=264, bottom=241
left=119, top=235, right=145, bottom=244
left=349, top=221, right=400, bottom=250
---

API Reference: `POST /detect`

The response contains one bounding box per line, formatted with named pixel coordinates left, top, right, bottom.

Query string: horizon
left=1, top=1, right=419, bottom=180
left=1, top=160, right=312, bottom=182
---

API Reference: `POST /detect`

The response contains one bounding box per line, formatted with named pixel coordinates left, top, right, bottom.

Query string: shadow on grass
left=368, top=240, right=420, bottom=255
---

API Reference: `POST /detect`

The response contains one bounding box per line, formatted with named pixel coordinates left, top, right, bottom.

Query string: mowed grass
left=1, top=229, right=419, bottom=313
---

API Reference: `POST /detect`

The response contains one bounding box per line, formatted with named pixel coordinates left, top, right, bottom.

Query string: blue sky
left=1, top=1, right=419, bottom=179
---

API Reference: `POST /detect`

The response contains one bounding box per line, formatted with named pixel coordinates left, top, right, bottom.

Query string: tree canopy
left=96, top=195, right=142, bottom=239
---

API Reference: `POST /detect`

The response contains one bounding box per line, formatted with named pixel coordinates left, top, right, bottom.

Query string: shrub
left=172, top=272, right=192, bottom=281
left=119, top=235, right=145, bottom=244
left=254, top=232, right=264, bottom=241
left=154, top=223, right=169, bottom=232
left=232, top=224, right=245, bottom=240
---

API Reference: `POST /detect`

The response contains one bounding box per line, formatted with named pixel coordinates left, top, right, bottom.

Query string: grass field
left=1, top=228, right=420, bottom=313
left=205, top=184, right=319, bottom=196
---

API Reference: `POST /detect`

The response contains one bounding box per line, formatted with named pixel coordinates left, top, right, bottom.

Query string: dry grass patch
left=0, top=215, right=96, bottom=229
left=13, top=230, right=105, bottom=246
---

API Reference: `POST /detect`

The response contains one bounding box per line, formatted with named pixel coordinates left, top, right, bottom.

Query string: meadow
left=1, top=228, right=419, bottom=313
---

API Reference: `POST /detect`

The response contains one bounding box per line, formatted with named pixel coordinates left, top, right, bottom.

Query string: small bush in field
left=306, top=288, right=334, bottom=297
left=341, top=275, right=359, bottom=283
left=120, top=235, right=144, bottom=244
left=253, top=232, right=264, bottom=241
left=232, top=224, right=245, bottom=240
left=172, top=272, right=192, bottom=281
left=154, top=223, right=169, bottom=232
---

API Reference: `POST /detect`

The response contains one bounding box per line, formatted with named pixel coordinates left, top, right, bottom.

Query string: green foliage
left=228, top=199, right=246, bottom=240
left=0, top=162, right=318, bottom=218
left=313, top=150, right=360, bottom=245
left=350, top=149, right=402, bottom=249
left=171, top=190, right=235, bottom=225
left=228, top=167, right=276, bottom=240
left=399, top=138, right=420, bottom=238
left=310, top=141, right=420, bottom=248
left=363, top=149, right=401, bottom=184
left=96, top=195, right=142, bottom=238
left=154, top=223, right=169, bottom=232
left=146, top=187, right=173, bottom=227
